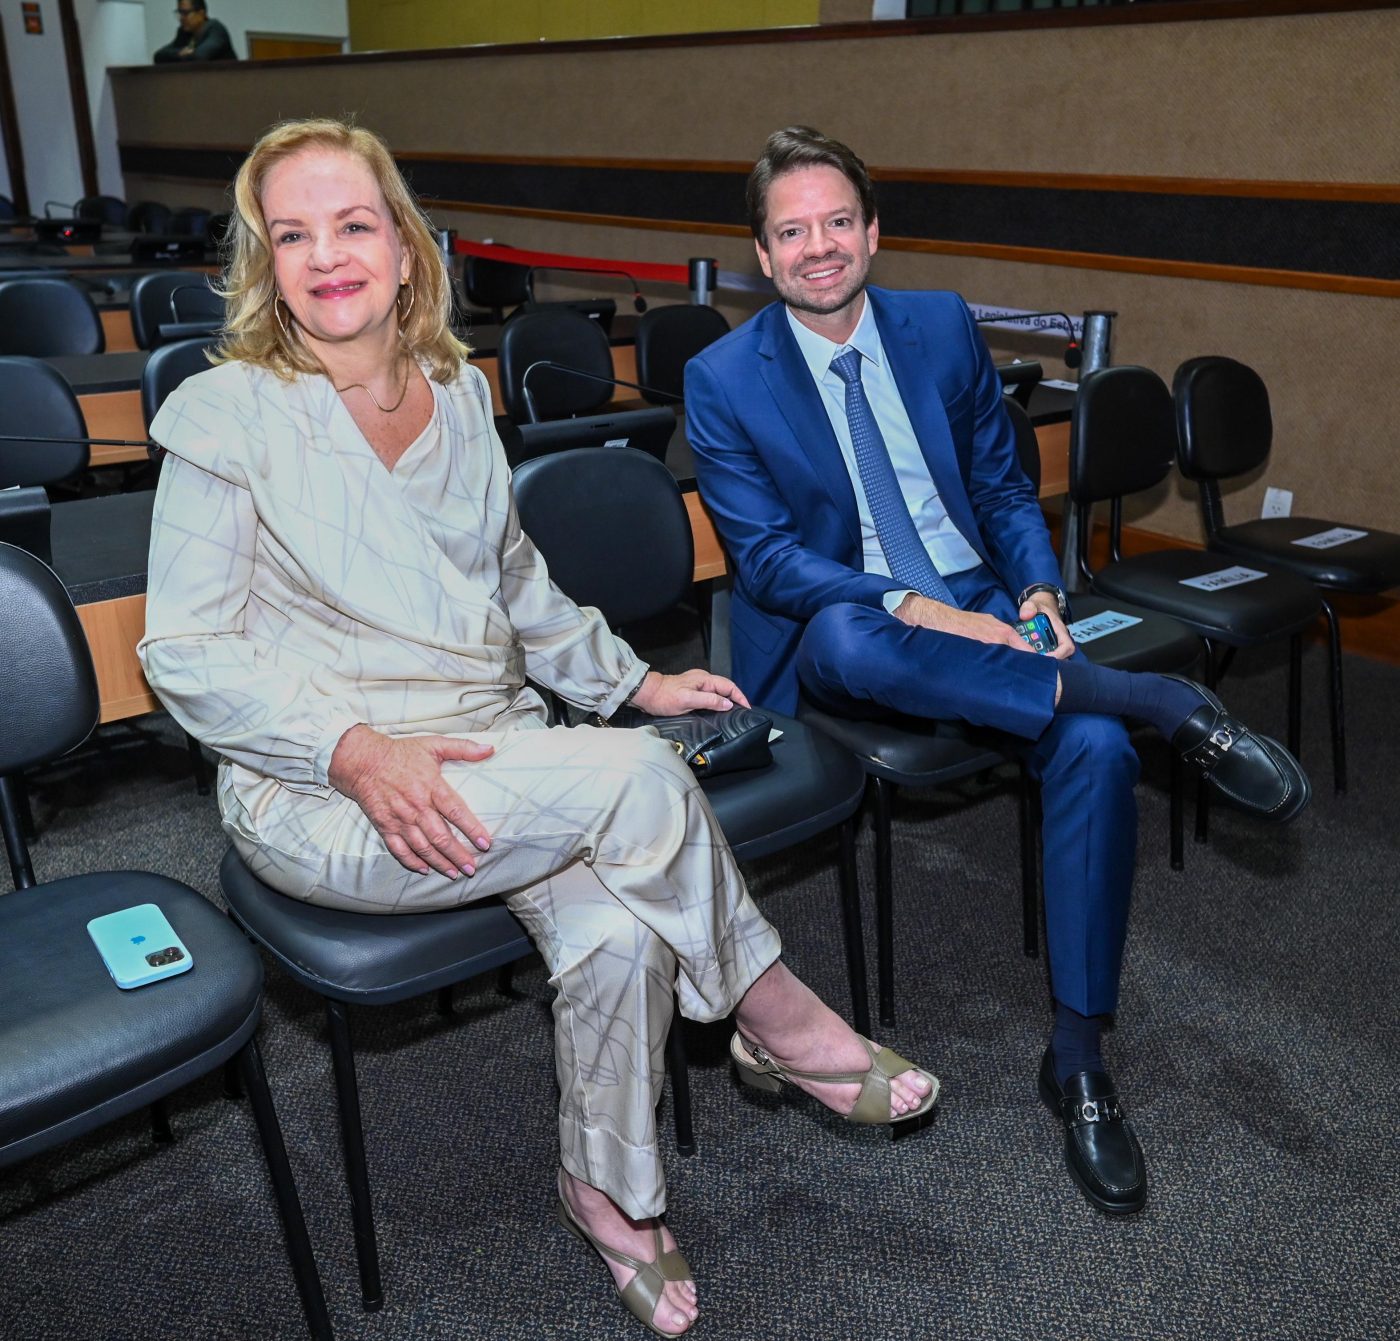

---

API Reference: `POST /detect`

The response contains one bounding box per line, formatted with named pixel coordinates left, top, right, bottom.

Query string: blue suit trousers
left=796, top=566, right=1139, bottom=1017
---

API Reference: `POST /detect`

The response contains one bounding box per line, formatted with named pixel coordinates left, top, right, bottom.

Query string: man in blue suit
left=686, top=127, right=1309, bottom=1216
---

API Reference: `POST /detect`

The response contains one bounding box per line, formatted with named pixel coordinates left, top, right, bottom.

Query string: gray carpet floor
left=1, top=632, right=1396, bottom=1340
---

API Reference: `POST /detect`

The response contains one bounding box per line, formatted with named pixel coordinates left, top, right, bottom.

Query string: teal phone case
left=87, top=904, right=194, bottom=990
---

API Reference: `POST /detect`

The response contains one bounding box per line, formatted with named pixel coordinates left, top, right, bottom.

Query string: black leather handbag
left=598, top=705, right=774, bottom=778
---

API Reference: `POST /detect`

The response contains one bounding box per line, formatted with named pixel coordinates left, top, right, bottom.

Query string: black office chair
left=126, top=200, right=173, bottom=234
left=0, top=543, right=332, bottom=1341
left=0, top=195, right=16, bottom=222
left=1174, top=356, right=1400, bottom=795
left=170, top=206, right=213, bottom=239
left=1068, top=366, right=1323, bottom=839
left=512, top=446, right=871, bottom=1123
left=464, top=251, right=531, bottom=325
left=497, top=307, right=615, bottom=423
left=142, top=337, right=218, bottom=430
left=130, top=270, right=224, bottom=350
left=0, top=355, right=89, bottom=488
left=635, top=304, right=731, bottom=405
left=75, top=194, right=127, bottom=227
left=0, top=277, right=104, bottom=357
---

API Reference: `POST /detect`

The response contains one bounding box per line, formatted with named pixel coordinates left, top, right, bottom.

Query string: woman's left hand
left=628, top=668, right=751, bottom=716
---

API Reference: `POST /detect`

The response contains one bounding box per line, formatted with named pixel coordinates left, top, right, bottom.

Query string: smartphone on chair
left=87, top=904, right=193, bottom=989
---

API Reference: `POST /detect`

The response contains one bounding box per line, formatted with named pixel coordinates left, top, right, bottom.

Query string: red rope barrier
left=452, top=237, right=689, bottom=287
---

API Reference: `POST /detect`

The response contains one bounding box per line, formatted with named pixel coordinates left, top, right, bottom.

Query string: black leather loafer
left=1038, top=1049, right=1146, bottom=1216
left=1164, top=675, right=1311, bottom=824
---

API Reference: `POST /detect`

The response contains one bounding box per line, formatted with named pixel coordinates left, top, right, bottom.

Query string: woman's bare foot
left=733, top=961, right=934, bottom=1118
left=559, top=1170, right=699, bottom=1336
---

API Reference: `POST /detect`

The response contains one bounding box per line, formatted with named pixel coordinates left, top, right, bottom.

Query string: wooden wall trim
left=0, top=10, right=28, bottom=215
left=112, top=0, right=1399, bottom=72
left=57, top=0, right=98, bottom=198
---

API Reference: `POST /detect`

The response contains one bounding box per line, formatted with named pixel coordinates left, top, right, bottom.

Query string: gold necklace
left=336, top=362, right=411, bottom=414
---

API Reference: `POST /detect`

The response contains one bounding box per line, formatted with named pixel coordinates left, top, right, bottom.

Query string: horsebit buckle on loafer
left=1062, top=1095, right=1124, bottom=1125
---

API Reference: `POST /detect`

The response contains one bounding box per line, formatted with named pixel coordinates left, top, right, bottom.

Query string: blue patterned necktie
left=829, top=347, right=957, bottom=606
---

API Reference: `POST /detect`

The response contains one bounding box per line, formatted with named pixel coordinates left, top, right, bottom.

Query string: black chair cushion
left=1069, top=366, right=1177, bottom=504
left=1091, top=549, right=1320, bottom=644
left=0, top=873, right=262, bottom=1166
left=1210, top=519, right=1400, bottom=595
left=1066, top=594, right=1202, bottom=673
left=0, top=355, right=90, bottom=489
left=143, top=337, right=216, bottom=429
left=130, top=271, right=222, bottom=351
left=219, top=848, right=533, bottom=1007
left=700, top=710, right=865, bottom=863
left=797, top=698, right=1005, bottom=788
left=1173, top=356, right=1272, bottom=480
left=635, top=305, right=730, bottom=404
left=513, top=448, right=693, bottom=627
left=497, top=308, right=614, bottom=423
left=0, top=278, right=104, bottom=357
left=0, top=542, right=99, bottom=771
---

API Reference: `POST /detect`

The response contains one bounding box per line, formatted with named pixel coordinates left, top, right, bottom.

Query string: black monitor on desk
left=505, top=406, right=676, bottom=466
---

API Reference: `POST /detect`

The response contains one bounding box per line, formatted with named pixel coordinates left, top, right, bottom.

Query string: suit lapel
left=871, top=291, right=991, bottom=566
left=757, top=306, right=863, bottom=550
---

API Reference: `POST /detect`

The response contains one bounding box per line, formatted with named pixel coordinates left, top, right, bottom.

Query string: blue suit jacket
left=685, top=287, right=1062, bottom=713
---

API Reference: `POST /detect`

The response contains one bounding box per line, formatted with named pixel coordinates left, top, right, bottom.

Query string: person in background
left=154, top=1, right=238, bottom=63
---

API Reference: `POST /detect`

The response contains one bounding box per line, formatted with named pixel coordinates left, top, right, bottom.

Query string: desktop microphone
left=43, top=200, right=79, bottom=219
left=976, top=311, right=1082, bottom=369
left=526, top=265, right=648, bottom=313
left=519, top=360, right=680, bottom=424
left=0, top=431, right=160, bottom=464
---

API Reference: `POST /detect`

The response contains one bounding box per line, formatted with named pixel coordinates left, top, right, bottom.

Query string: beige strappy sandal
left=557, top=1191, right=695, bottom=1338
left=730, top=1031, right=940, bottom=1124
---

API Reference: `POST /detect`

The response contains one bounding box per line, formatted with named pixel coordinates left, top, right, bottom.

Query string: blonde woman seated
left=137, top=118, right=936, bottom=1338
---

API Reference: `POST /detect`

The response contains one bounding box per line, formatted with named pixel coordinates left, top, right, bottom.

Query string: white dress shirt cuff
left=882, top=588, right=920, bottom=615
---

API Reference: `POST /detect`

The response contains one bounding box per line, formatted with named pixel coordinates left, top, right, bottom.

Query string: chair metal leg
left=17, top=775, right=35, bottom=841
left=871, top=777, right=896, bottom=1029
left=836, top=816, right=871, bottom=1037
left=1288, top=633, right=1303, bottom=761
left=223, top=1057, right=244, bottom=1100
left=1169, top=748, right=1185, bottom=871
left=325, top=999, right=383, bottom=1312
left=186, top=731, right=211, bottom=796
left=1321, top=597, right=1347, bottom=794
left=436, top=986, right=454, bottom=1017
left=1018, top=765, right=1040, bottom=959
left=665, top=1013, right=695, bottom=1157
left=237, top=1039, right=335, bottom=1341
left=150, top=1098, right=174, bottom=1144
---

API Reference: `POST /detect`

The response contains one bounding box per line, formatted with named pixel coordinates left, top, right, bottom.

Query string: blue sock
left=1055, top=658, right=1202, bottom=739
left=1051, top=1002, right=1105, bottom=1084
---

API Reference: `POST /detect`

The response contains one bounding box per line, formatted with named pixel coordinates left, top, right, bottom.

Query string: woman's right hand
left=328, top=724, right=495, bottom=878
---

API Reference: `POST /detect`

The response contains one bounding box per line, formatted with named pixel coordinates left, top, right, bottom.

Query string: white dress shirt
left=786, top=299, right=983, bottom=611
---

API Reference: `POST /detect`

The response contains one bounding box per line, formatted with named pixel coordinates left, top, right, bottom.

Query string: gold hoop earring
left=397, top=281, right=415, bottom=324
left=274, top=294, right=291, bottom=339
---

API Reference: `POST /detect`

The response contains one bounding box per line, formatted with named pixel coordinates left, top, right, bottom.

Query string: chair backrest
left=497, top=308, right=614, bottom=423
left=126, top=200, right=173, bottom=234
left=75, top=195, right=127, bottom=227
left=142, top=337, right=216, bottom=430
left=0, top=543, right=99, bottom=777
left=512, top=447, right=693, bottom=628
left=0, top=278, right=104, bottom=357
left=0, top=195, right=16, bottom=222
left=1003, top=396, right=1041, bottom=493
left=130, top=271, right=223, bottom=350
left=0, top=356, right=89, bottom=487
left=464, top=253, right=530, bottom=321
left=1173, top=355, right=1272, bottom=482
left=1068, top=365, right=1177, bottom=504
left=635, top=304, right=730, bottom=405
left=170, top=207, right=213, bottom=239
left=0, top=486, right=52, bottom=564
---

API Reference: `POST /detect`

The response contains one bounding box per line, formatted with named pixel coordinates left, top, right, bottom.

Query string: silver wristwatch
left=1016, top=583, right=1069, bottom=620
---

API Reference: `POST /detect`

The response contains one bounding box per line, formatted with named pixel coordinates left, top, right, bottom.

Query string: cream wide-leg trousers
left=231, top=724, right=783, bottom=1219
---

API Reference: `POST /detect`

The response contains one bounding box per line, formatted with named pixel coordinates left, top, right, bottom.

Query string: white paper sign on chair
left=1292, top=527, right=1368, bottom=549
left=1067, top=610, right=1143, bottom=643
left=1179, top=566, right=1269, bottom=591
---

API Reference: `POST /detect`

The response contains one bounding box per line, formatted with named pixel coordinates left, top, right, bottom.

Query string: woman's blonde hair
left=215, top=117, right=468, bottom=382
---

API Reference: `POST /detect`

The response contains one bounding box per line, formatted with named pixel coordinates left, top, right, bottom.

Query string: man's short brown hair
left=747, top=127, right=877, bottom=245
